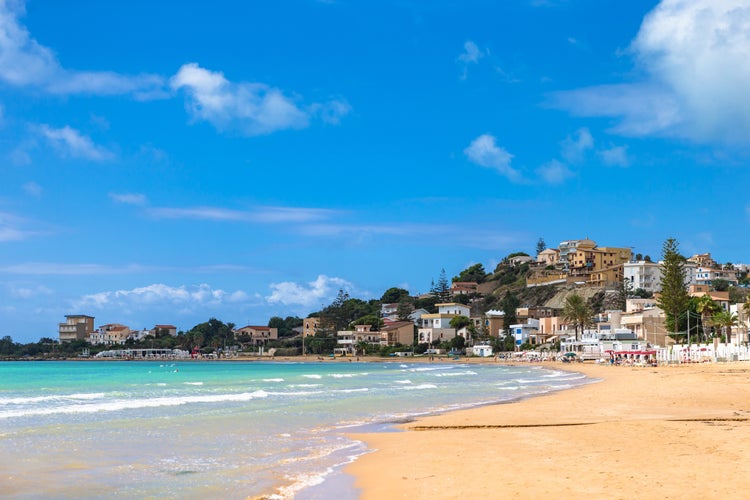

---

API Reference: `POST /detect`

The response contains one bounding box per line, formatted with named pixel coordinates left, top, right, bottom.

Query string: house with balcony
left=92, top=324, right=132, bottom=345
left=416, top=302, right=470, bottom=345
left=567, top=239, right=632, bottom=284
left=380, top=321, right=414, bottom=346
left=235, top=325, right=279, bottom=346
left=623, top=260, right=662, bottom=294
left=58, top=314, right=95, bottom=342
left=337, top=324, right=382, bottom=354
left=694, top=267, right=739, bottom=287
left=536, top=316, right=572, bottom=344
left=619, top=299, right=670, bottom=346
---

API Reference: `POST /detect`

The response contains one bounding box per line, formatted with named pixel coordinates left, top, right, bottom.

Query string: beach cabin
left=471, top=344, right=494, bottom=357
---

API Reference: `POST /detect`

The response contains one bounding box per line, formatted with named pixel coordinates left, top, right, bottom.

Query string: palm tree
left=695, top=295, right=721, bottom=342
left=561, top=293, right=592, bottom=341
left=355, top=339, right=370, bottom=356
left=712, top=310, right=738, bottom=344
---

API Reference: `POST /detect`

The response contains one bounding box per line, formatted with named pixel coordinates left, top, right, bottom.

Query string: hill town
left=3, top=237, right=749, bottom=361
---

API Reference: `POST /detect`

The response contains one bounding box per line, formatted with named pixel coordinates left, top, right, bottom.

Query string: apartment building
left=58, top=314, right=95, bottom=342
left=623, top=260, right=662, bottom=293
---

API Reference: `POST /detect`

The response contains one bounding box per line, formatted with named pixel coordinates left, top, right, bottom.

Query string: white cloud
left=561, top=127, right=594, bottom=163
left=457, top=40, right=485, bottom=80
left=37, top=125, right=113, bottom=161
left=266, top=274, right=352, bottom=308
left=0, top=1, right=166, bottom=97
left=0, top=211, right=36, bottom=241
left=8, top=283, right=52, bottom=299
left=299, top=222, right=447, bottom=238
left=0, top=262, right=252, bottom=276
left=312, top=99, right=352, bottom=125
left=171, top=63, right=346, bottom=136
left=75, top=283, right=249, bottom=309
left=147, top=205, right=335, bottom=223
left=550, top=0, right=750, bottom=143
left=464, top=134, right=522, bottom=182
left=109, top=192, right=147, bottom=205
left=536, top=159, right=574, bottom=184
left=9, top=146, right=31, bottom=166
left=0, top=263, right=142, bottom=275
left=598, top=145, right=629, bottom=167
left=458, top=40, right=483, bottom=64
left=22, top=181, right=41, bottom=197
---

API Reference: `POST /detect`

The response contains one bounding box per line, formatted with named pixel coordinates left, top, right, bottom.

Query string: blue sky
left=2, top=0, right=750, bottom=342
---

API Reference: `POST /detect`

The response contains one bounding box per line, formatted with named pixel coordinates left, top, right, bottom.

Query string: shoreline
left=345, top=361, right=750, bottom=499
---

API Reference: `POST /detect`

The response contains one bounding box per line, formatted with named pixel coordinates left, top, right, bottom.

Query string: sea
left=0, top=360, right=589, bottom=499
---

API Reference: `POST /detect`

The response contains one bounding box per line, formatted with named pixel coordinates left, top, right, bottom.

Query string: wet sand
left=347, top=361, right=750, bottom=499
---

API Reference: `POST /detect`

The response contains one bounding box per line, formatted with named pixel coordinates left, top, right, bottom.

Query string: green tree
left=450, top=334, right=466, bottom=351
left=268, top=316, right=303, bottom=337
left=656, top=238, right=690, bottom=338
left=0, top=335, right=16, bottom=356
left=396, top=298, right=413, bottom=321
left=432, top=269, right=451, bottom=303
left=452, top=263, right=488, bottom=284
left=380, top=287, right=410, bottom=304
left=414, top=295, right=439, bottom=313
left=712, top=279, right=730, bottom=292
left=350, top=314, right=382, bottom=330
left=449, top=315, right=471, bottom=330
left=561, top=293, right=592, bottom=341
left=695, top=295, right=721, bottom=341
left=500, top=292, right=519, bottom=328
left=355, top=339, right=371, bottom=356
left=615, top=278, right=634, bottom=311
left=187, top=318, right=234, bottom=349
left=712, top=310, right=738, bottom=344
left=536, top=237, right=546, bottom=256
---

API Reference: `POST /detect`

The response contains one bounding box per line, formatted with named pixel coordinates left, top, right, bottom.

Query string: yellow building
left=567, top=239, right=631, bottom=283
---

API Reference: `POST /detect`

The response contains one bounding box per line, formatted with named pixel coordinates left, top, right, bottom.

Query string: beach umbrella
left=564, top=352, right=577, bottom=358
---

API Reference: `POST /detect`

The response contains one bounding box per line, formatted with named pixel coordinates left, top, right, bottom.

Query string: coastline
left=346, top=361, right=750, bottom=499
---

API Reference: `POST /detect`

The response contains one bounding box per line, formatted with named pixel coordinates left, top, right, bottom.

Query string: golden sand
left=347, top=361, right=750, bottom=499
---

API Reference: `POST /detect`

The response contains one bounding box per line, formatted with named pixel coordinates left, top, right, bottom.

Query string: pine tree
left=536, top=237, right=547, bottom=256
left=433, top=268, right=451, bottom=303
left=656, top=238, right=689, bottom=338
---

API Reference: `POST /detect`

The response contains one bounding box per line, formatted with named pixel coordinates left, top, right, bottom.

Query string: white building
left=336, top=324, right=381, bottom=354
left=623, top=260, right=662, bottom=293
left=471, top=344, right=494, bottom=357
left=509, top=319, right=540, bottom=348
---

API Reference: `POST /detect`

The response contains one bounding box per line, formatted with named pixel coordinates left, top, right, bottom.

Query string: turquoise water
left=0, top=361, right=587, bottom=499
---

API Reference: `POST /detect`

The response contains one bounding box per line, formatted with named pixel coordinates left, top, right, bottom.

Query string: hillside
left=476, top=261, right=614, bottom=315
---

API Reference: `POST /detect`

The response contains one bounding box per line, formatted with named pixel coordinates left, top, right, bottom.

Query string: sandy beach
left=347, top=361, right=750, bottom=499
